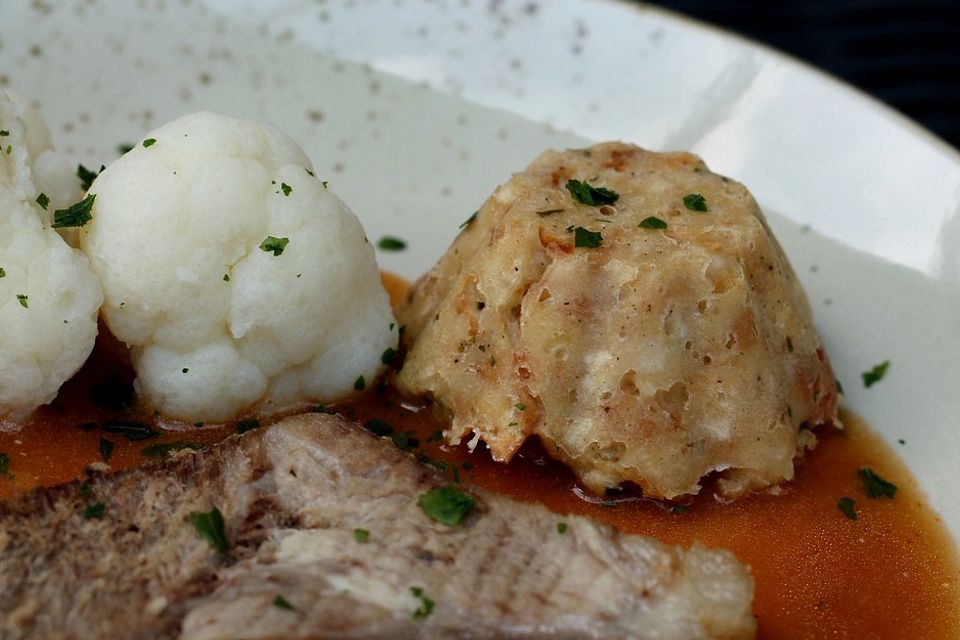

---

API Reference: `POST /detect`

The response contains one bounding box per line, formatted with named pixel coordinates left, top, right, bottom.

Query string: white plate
left=3, top=1, right=958, bottom=541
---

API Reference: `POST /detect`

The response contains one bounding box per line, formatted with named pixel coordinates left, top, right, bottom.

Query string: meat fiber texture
left=78, top=111, right=397, bottom=423
left=396, top=142, right=839, bottom=500
left=0, top=90, right=102, bottom=424
left=0, top=413, right=756, bottom=639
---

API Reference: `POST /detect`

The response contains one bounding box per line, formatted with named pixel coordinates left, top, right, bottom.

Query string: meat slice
left=396, top=142, right=839, bottom=500
left=0, top=413, right=755, bottom=640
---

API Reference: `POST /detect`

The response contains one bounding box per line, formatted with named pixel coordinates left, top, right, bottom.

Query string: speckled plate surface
left=2, top=1, right=958, bottom=541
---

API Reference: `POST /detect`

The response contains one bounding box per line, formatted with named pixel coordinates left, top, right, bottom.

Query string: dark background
left=644, top=1, right=960, bottom=151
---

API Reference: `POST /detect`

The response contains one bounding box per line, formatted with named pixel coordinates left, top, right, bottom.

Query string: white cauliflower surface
left=79, top=111, right=397, bottom=423
left=10, top=94, right=83, bottom=225
left=0, top=91, right=103, bottom=423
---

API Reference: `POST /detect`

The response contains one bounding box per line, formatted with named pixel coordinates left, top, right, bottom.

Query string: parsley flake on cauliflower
left=0, top=91, right=103, bottom=424
left=79, top=111, right=398, bottom=423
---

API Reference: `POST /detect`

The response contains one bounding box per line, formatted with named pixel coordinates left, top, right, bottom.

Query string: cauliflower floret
left=79, top=111, right=397, bottom=423
left=15, top=98, right=82, bottom=217
left=0, top=91, right=103, bottom=424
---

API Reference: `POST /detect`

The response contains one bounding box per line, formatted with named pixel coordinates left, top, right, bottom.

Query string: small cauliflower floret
left=79, top=111, right=396, bottom=423
left=397, top=142, right=839, bottom=500
left=14, top=98, right=82, bottom=218
left=0, top=91, right=103, bottom=424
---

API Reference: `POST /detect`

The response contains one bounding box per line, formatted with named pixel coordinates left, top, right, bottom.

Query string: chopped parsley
left=565, top=179, right=619, bottom=206
left=861, top=361, right=890, bottom=388
left=859, top=467, right=897, bottom=499
left=102, top=421, right=160, bottom=441
left=364, top=419, right=394, bottom=437
left=381, top=347, right=397, bottom=365
left=82, top=502, right=106, bottom=519
left=279, top=182, right=292, bottom=196
left=377, top=236, right=407, bottom=251
left=427, top=430, right=444, bottom=443
left=16, top=294, right=28, bottom=308
left=354, top=375, right=366, bottom=391
left=36, top=192, right=49, bottom=210
left=682, top=193, right=708, bottom=212
left=142, top=441, right=200, bottom=458
left=391, top=431, right=420, bottom=452
left=0, top=452, right=10, bottom=478
left=223, top=273, right=230, bottom=282
left=573, top=226, right=603, bottom=248
left=236, top=418, right=260, bottom=434
left=362, top=419, right=418, bottom=450
left=0, top=130, right=7, bottom=136
left=417, top=486, right=475, bottom=526
left=77, top=164, right=103, bottom=191
left=419, top=455, right=448, bottom=474
left=51, top=193, right=96, bottom=228
left=557, top=522, right=568, bottom=534
left=514, top=402, right=526, bottom=411
left=410, top=587, right=435, bottom=620
left=639, top=216, right=667, bottom=229
left=189, top=506, right=229, bottom=554
left=142, top=138, right=157, bottom=148
left=459, top=210, right=478, bottom=229
left=837, top=496, right=858, bottom=520
left=669, top=504, right=690, bottom=514
left=98, top=437, right=115, bottom=463
left=273, top=595, right=296, bottom=611
left=259, top=235, right=289, bottom=256
left=0, top=267, right=5, bottom=278
left=353, top=528, right=370, bottom=543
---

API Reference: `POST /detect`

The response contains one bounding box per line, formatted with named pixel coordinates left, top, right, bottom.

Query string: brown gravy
left=1, top=274, right=957, bottom=639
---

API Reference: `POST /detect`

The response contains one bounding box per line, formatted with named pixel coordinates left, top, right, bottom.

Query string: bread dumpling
left=396, top=142, right=838, bottom=500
